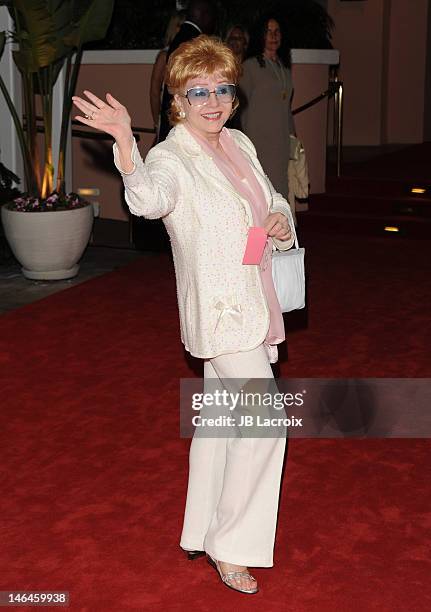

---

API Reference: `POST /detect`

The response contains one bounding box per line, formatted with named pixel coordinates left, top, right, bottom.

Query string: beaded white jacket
left=113, top=123, right=295, bottom=359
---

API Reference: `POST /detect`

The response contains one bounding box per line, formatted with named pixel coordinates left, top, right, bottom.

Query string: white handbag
left=271, top=206, right=305, bottom=313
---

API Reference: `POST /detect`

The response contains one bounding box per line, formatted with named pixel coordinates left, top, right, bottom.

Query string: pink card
left=242, top=227, right=268, bottom=265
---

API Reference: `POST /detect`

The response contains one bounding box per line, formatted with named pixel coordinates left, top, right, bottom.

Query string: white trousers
left=179, top=344, right=286, bottom=567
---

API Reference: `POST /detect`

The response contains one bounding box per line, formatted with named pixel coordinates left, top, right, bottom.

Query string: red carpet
left=1, top=230, right=430, bottom=611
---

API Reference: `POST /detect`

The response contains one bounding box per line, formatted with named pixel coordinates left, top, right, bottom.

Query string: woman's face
left=226, top=27, right=247, bottom=59
left=264, top=18, right=281, bottom=54
left=175, top=72, right=234, bottom=140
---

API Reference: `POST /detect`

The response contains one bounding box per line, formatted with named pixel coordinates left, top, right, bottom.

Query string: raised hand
left=72, top=90, right=132, bottom=142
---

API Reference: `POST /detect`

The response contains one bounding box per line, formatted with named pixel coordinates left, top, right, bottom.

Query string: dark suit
left=157, top=21, right=202, bottom=143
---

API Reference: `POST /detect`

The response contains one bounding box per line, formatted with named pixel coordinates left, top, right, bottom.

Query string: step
left=310, top=193, right=431, bottom=217
left=297, top=210, right=430, bottom=239
left=325, top=176, right=430, bottom=199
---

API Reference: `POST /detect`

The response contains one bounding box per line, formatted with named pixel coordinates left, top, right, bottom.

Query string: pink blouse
left=184, top=124, right=285, bottom=363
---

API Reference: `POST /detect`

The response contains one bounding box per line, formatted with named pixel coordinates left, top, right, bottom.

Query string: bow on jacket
left=214, top=297, right=243, bottom=333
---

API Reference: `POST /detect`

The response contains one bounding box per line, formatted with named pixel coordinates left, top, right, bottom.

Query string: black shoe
left=186, top=549, right=206, bottom=561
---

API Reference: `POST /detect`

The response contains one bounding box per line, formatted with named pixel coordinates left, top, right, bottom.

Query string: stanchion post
left=332, top=77, right=338, bottom=147
left=336, top=81, right=344, bottom=177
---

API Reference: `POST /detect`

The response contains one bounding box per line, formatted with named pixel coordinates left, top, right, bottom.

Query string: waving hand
left=72, top=90, right=132, bottom=142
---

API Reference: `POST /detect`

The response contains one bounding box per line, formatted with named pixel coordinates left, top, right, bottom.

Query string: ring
left=85, top=111, right=95, bottom=120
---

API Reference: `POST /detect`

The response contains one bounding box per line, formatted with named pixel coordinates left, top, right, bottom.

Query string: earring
left=178, top=110, right=186, bottom=119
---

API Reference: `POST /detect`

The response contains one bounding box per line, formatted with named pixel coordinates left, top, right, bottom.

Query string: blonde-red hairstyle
left=165, top=34, right=241, bottom=125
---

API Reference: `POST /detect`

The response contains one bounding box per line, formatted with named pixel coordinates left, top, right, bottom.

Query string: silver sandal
left=207, top=554, right=259, bottom=594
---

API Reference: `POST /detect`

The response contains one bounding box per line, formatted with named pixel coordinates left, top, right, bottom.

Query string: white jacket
left=113, top=123, right=295, bottom=359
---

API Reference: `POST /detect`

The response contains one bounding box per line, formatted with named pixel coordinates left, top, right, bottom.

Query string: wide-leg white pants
left=180, top=344, right=286, bottom=567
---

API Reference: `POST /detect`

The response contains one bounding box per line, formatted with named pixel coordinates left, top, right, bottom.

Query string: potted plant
left=0, top=158, right=20, bottom=262
left=0, top=0, right=114, bottom=279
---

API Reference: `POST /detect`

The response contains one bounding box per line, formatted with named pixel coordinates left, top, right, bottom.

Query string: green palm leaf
left=64, top=0, right=114, bottom=49
left=1, top=1, right=114, bottom=198
left=12, top=0, right=72, bottom=72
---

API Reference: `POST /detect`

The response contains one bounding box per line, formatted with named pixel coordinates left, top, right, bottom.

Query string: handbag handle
left=281, top=203, right=300, bottom=250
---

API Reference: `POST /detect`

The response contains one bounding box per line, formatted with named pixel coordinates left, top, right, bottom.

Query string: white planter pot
left=1, top=203, right=94, bottom=280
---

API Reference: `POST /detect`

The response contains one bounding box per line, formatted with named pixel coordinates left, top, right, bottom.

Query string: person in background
left=145, top=1, right=216, bottom=251
left=224, top=24, right=249, bottom=130
left=239, top=13, right=295, bottom=203
left=150, top=11, right=186, bottom=140
left=225, top=24, right=249, bottom=63
left=157, top=0, right=217, bottom=143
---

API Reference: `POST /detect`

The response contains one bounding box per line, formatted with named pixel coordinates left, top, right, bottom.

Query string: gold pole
left=336, top=81, right=344, bottom=178
left=332, top=73, right=338, bottom=147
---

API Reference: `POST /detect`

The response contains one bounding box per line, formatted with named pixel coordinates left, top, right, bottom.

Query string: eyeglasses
left=181, top=84, right=236, bottom=107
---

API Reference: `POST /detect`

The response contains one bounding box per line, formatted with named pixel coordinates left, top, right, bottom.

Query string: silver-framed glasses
left=181, top=84, right=236, bottom=106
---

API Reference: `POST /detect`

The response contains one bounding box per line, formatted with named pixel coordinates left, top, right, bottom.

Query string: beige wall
left=386, top=0, right=428, bottom=143
left=425, top=0, right=431, bottom=140
left=73, top=64, right=155, bottom=221
left=328, top=0, right=387, bottom=145
left=327, top=0, right=430, bottom=145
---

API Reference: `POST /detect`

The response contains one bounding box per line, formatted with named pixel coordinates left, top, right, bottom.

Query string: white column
left=0, top=7, right=23, bottom=184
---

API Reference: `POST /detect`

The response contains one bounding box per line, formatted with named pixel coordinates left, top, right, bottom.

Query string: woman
left=240, top=14, right=295, bottom=202
left=225, top=24, right=249, bottom=63
left=224, top=24, right=248, bottom=130
left=72, top=35, right=295, bottom=595
left=149, top=10, right=186, bottom=139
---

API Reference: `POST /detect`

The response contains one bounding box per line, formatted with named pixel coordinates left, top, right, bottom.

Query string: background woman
left=240, top=13, right=295, bottom=203
left=224, top=24, right=249, bottom=130
left=149, top=10, right=186, bottom=139
left=72, top=35, right=295, bottom=596
left=225, top=24, right=249, bottom=63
